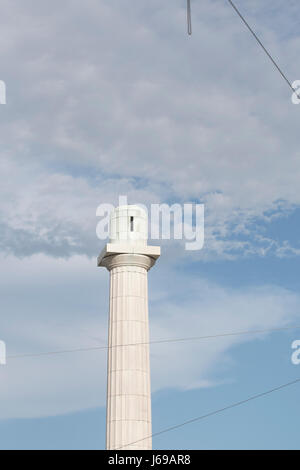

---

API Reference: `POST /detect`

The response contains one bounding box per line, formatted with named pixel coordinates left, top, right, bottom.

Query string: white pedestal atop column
left=98, top=205, right=160, bottom=450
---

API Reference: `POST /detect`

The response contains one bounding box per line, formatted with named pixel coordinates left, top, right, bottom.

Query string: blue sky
left=0, top=0, right=300, bottom=449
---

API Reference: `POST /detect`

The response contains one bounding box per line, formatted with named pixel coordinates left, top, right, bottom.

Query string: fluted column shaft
left=104, top=254, right=154, bottom=450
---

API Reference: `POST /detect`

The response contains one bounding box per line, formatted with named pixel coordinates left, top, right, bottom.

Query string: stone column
left=103, top=254, right=154, bottom=450
left=98, top=205, right=160, bottom=450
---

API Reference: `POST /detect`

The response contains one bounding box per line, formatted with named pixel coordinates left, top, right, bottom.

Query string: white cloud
left=0, top=0, right=300, bottom=259
left=0, top=253, right=299, bottom=419
left=0, top=0, right=300, bottom=421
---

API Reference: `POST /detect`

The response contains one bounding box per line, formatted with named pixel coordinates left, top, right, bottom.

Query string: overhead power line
left=226, top=0, right=299, bottom=98
left=117, top=376, right=300, bottom=449
left=7, top=324, right=300, bottom=360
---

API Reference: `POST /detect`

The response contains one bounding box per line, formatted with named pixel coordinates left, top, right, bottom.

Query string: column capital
left=100, top=253, right=156, bottom=271
left=98, top=243, right=160, bottom=271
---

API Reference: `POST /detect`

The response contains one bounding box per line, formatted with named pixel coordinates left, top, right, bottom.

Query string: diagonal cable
left=7, top=324, right=300, bottom=359
left=116, top=376, right=300, bottom=449
left=227, top=0, right=300, bottom=99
